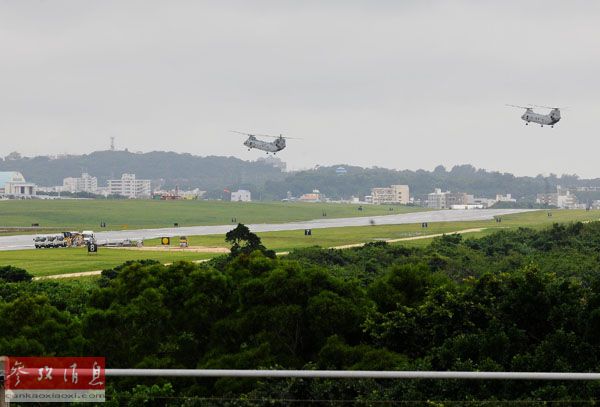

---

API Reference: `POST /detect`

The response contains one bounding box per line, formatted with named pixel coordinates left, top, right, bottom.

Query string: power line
left=104, top=369, right=600, bottom=381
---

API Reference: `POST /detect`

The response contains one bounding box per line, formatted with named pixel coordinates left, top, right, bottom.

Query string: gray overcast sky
left=2, top=1, right=599, bottom=177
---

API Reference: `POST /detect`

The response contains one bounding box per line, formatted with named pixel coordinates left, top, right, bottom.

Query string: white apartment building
left=428, top=188, right=468, bottom=209
left=536, top=186, right=579, bottom=209
left=371, top=185, right=409, bottom=205
left=63, top=172, right=98, bottom=193
left=231, top=189, right=251, bottom=202
left=107, top=173, right=151, bottom=198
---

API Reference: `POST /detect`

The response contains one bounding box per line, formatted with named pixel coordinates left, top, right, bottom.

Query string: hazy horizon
left=3, top=148, right=595, bottom=181
left=2, top=1, right=599, bottom=177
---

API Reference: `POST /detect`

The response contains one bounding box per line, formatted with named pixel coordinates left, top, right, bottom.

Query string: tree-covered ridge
left=3, top=223, right=600, bottom=403
left=265, top=164, right=600, bottom=200
left=0, top=150, right=285, bottom=194
left=3, top=150, right=600, bottom=200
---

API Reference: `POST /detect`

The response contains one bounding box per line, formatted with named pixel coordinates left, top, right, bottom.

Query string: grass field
left=0, top=199, right=423, bottom=231
left=0, top=247, right=215, bottom=276
left=3, top=209, right=600, bottom=277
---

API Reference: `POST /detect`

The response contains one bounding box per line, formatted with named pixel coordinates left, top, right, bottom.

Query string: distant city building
left=371, top=185, right=409, bottom=205
left=536, top=186, right=579, bottom=208
left=231, top=189, right=252, bottom=202
left=299, top=189, right=322, bottom=202
left=427, top=188, right=468, bottom=209
left=496, top=193, right=516, bottom=203
left=428, top=188, right=445, bottom=209
left=63, top=172, right=98, bottom=193
left=154, top=188, right=205, bottom=200
left=36, top=186, right=64, bottom=194
left=466, top=195, right=496, bottom=208
left=335, top=166, right=347, bottom=175
left=0, top=171, right=37, bottom=197
left=446, top=192, right=469, bottom=207
left=450, top=204, right=485, bottom=210
left=107, top=173, right=151, bottom=198
left=536, top=192, right=558, bottom=207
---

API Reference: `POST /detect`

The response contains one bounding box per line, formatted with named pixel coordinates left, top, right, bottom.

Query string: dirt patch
left=108, top=245, right=230, bottom=253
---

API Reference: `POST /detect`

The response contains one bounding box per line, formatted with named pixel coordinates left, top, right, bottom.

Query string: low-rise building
left=496, top=193, right=516, bottom=203
left=450, top=204, right=485, bottom=209
left=107, top=173, right=151, bottom=198
left=299, top=189, right=322, bottom=202
left=371, top=185, right=409, bottom=205
left=0, top=171, right=37, bottom=197
left=536, top=193, right=558, bottom=207
left=466, top=195, right=497, bottom=208
left=231, top=189, right=251, bottom=202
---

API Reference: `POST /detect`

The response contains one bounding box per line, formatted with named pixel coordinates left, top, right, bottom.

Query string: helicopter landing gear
left=551, top=125, right=554, bottom=128
left=541, top=125, right=543, bottom=127
left=525, top=122, right=529, bottom=125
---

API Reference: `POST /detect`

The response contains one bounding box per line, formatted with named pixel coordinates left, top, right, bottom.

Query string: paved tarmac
left=0, top=209, right=534, bottom=251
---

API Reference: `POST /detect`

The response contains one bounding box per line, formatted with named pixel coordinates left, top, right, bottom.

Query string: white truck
left=82, top=231, right=96, bottom=244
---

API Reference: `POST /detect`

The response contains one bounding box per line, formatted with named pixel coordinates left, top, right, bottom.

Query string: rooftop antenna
left=110, top=137, right=115, bottom=151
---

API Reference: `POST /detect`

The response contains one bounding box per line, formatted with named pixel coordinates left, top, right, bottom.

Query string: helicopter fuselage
left=243, top=136, right=286, bottom=153
left=521, top=108, right=561, bottom=127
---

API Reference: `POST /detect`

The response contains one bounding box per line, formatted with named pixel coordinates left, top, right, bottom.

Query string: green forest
left=3, top=222, right=600, bottom=405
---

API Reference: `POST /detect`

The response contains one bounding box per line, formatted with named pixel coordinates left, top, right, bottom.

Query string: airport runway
left=0, top=209, right=534, bottom=251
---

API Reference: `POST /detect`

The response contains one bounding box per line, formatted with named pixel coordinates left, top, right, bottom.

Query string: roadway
left=0, top=209, right=533, bottom=251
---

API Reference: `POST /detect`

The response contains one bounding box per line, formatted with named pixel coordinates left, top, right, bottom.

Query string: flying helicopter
left=231, top=131, right=299, bottom=154
left=506, top=104, right=563, bottom=127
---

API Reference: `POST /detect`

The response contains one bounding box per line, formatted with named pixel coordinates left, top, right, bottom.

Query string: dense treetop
left=3, top=222, right=600, bottom=403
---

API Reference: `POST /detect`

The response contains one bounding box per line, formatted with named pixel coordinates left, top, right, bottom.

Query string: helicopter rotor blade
left=231, top=130, right=302, bottom=140
left=505, top=104, right=530, bottom=109
left=230, top=130, right=270, bottom=137
left=252, top=134, right=303, bottom=140
left=532, top=105, right=568, bottom=110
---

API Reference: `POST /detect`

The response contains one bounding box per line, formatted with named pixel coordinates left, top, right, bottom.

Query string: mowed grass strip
left=0, top=200, right=424, bottom=231
left=0, top=247, right=216, bottom=277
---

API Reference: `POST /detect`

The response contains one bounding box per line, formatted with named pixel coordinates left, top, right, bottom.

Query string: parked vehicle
left=33, top=236, right=47, bottom=249
left=34, top=234, right=72, bottom=249
left=53, top=235, right=67, bottom=248
left=82, top=230, right=96, bottom=244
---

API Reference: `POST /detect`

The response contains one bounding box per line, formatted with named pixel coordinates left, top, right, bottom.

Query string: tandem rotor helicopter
left=506, top=104, right=564, bottom=128
left=231, top=131, right=300, bottom=154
